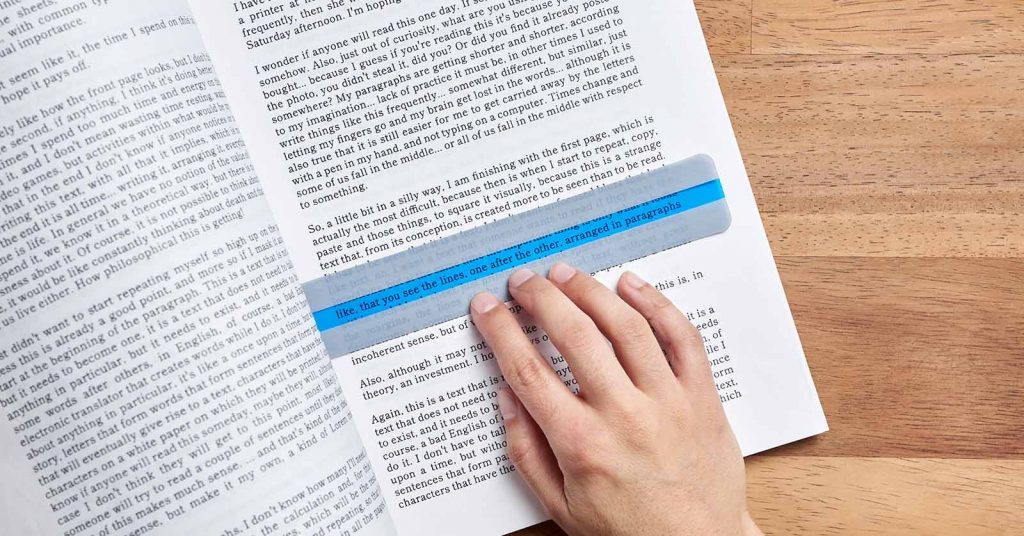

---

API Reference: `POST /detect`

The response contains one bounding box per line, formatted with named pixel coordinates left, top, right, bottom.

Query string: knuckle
left=654, top=309, right=700, bottom=353
left=508, top=354, right=549, bottom=391
left=556, top=319, right=601, bottom=354
left=557, top=418, right=613, bottom=476
left=568, top=442, right=607, bottom=475
left=628, top=414, right=659, bottom=444
left=574, top=277, right=606, bottom=305
left=678, top=322, right=705, bottom=351
left=506, top=437, right=535, bottom=468
left=617, top=402, right=657, bottom=440
left=614, top=313, right=653, bottom=347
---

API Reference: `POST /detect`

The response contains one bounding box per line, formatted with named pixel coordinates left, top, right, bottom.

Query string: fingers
left=507, top=269, right=634, bottom=401
left=471, top=292, right=582, bottom=437
left=616, top=272, right=715, bottom=393
left=496, top=388, right=568, bottom=519
left=547, top=263, right=674, bottom=391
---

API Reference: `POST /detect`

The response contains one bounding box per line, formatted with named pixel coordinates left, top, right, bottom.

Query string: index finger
left=507, top=269, right=634, bottom=402
left=470, top=292, right=583, bottom=438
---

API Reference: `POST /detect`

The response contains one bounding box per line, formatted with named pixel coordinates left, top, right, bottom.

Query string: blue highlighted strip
left=312, top=179, right=725, bottom=331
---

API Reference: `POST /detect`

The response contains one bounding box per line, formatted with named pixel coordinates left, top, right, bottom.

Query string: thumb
left=497, top=387, right=568, bottom=519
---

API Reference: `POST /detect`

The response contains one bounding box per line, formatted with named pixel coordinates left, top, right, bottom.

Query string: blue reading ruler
left=305, top=154, right=731, bottom=357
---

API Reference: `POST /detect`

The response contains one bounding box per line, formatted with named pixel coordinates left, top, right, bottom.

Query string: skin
left=470, top=263, right=764, bottom=536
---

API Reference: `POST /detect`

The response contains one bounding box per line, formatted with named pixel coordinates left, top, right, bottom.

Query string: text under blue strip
left=313, top=179, right=725, bottom=331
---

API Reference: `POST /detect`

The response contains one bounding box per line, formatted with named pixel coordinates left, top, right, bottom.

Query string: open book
left=0, top=1, right=827, bottom=535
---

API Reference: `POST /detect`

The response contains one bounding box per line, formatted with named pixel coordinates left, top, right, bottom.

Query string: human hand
left=470, top=263, right=762, bottom=536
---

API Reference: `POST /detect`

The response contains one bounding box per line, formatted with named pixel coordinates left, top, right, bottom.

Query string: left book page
left=0, top=2, right=394, bottom=535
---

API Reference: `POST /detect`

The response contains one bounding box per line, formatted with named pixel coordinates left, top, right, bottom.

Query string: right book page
left=189, top=0, right=828, bottom=534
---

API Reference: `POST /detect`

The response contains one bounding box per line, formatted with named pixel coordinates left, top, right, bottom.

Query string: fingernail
left=548, top=262, right=576, bottom=284
left=622, top=271, right=647, bottom=290
left=471, top=292, right=501, bottom=314
left=496, top=388, right=519, bottom=420
left=508, top=269, right=536, bottom=289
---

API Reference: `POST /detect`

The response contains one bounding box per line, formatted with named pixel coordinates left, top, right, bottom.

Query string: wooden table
left=515, top=1, right=1024, bottom=534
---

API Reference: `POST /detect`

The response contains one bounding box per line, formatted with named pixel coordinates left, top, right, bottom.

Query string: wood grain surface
left=514, top=1, right=1024, bottom=534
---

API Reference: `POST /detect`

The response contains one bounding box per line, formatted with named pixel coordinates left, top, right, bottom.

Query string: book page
left=0, top=2, right=394, bottom=536
left=189, top=1, right=829, bottom=534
